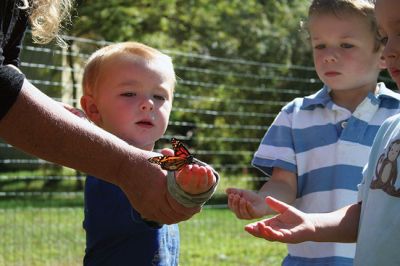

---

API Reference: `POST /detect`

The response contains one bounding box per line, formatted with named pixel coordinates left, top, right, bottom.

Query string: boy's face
left=89, top=57, right=174, bottom=150
left=375, top=0, right=400, bottom=87
left=309, top=13, right=383, bottom=92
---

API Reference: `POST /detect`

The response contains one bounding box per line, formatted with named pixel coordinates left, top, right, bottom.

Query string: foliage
left=69, top=1, right=316, bottom=180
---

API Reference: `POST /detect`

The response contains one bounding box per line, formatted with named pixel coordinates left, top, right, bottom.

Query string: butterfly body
left=148, top=138, right=195, bottom=171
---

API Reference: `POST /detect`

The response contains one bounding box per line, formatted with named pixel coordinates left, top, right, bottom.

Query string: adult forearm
left=0, top=79, right=141, bottom=185
left=0, top=79, right=201, bottom=224
left=310, top=203, right=360, bottom=243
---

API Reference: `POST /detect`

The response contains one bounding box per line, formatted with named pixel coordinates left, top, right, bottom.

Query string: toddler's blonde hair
left=82, top=42, right=176, bottom=97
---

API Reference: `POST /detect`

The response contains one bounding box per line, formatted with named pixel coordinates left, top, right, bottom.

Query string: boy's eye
left=121, top=92, right=136, bottom=97
left=314, top=44, right=325, bottom=49
left=340, top=43, right=354, bottom=48
left=380, top=37, right=388, bottom=45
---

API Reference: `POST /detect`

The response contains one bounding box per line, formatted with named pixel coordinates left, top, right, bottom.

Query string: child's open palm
left=244, top=196, right=316, bottom=243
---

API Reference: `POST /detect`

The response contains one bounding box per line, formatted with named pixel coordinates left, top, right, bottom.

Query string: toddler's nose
left=140, top=99, right=154, bottom=111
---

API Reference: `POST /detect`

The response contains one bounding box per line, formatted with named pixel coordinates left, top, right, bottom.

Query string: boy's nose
left=323, top=54, right=337, bottom=63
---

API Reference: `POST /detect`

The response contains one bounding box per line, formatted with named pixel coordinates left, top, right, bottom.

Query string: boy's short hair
left=307, top=0, right=381, bottom=52
left=82, top=42, right=176, bottom=96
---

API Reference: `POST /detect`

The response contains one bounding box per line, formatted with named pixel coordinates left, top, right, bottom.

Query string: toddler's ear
left=80, top=95, right=101, bottom=124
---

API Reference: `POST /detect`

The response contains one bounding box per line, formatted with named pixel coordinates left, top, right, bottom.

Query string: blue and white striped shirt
left=252, top=83, right=400, bottom=266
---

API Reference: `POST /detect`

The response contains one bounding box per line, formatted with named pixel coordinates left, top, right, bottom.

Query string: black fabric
left=0, top=65, right=25, bottom=120
left=0, top=0, right=28, bottom=120
left=0, top=0, right=29, bottom=67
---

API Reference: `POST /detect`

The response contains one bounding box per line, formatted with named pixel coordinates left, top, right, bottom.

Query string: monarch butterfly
left=148, top=138, right=194, bottom=171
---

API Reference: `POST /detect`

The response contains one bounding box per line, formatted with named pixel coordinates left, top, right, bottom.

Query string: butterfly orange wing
left=148, top=138, right=194, bottom=171
left=171, top=138, right=191, bottom=158
left=148, top=155, right=188, bottom=171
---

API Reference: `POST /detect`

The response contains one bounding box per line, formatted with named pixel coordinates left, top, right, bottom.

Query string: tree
left=69, top=0, right=317, bottom=178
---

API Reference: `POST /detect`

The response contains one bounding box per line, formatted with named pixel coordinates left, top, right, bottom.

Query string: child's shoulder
left=376, top=82, right=400, bottom=101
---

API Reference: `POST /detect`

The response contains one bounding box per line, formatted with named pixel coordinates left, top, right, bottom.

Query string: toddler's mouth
left=136, top=120, right=154, bottom=127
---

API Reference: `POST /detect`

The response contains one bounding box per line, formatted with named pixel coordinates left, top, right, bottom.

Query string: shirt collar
left=302, top=82, right=400, bottom=109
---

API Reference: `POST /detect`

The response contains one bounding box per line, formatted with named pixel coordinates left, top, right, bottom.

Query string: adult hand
left=176, top=164, right=215, bottom=194
left=162, top=148, right=216, bottom=195
left=226, top=187, right=268, bottom=219
left=117, top=148, right=201, bottom=224
left=244, top=196, right=315, bottom=243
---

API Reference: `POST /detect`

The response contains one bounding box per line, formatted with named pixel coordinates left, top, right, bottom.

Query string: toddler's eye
left=314, top=44, right=325, bottom=49
left=154, top=95, right=166, bottom=101
left=121, top=92, right=136, bottom=97
left=341, top=43, right=354, bottom=48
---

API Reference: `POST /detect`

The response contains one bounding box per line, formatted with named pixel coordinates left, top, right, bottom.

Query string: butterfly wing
left=148, top=138, right=194, bottom=171
left=148, top=155, right=188, bottom=171
left=171, top=138, right=191, bottom=158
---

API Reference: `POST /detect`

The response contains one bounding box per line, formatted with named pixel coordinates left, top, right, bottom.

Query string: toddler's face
left=375, top=0, right=400, bottom=87
left=309, top=13, right=382, bottom=92
left=93, top=57, right=174, bottom=150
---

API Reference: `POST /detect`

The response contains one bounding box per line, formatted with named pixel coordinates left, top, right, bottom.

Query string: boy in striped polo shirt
left=245, top=2, right=400, bottom=265
left=227, top=0, right=400, bottom=265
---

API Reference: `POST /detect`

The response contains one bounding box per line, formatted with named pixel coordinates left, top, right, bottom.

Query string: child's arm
left=226, top=167, right=297, bottom=219
left=245, top=196, right=360, bottom=243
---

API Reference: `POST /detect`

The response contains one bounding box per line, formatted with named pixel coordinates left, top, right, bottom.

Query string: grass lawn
left=0, top=204, right=286, bottom=266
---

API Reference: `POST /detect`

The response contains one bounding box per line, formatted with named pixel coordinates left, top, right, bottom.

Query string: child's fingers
left=245, top=220, right=279, bottom=241
left=238, top=197, right=253, bottom=219
left=228, top=194, right=242, bottom=217
left=265, top=196, right=290, bottom=214
left=227, top=193, right=235, bottom=210
left=246, top=201, right=259, bottom=219
left=226, top=187, right=243, bottom=196
left=244, top=221, right=264, bottom=237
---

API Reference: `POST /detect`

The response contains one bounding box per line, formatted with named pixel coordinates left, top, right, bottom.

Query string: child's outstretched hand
left=244, top=196, right=315, bottom=243
left=226, top=188, right=268, bottom=219
left=161, top=148, right=216, bottom=195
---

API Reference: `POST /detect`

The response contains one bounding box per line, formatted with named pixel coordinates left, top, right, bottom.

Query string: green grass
left=180, top=208, right=286, bottom=266
left=0, top=205, right=286, bottom=266
left=0, top=170, right=283, bottom=265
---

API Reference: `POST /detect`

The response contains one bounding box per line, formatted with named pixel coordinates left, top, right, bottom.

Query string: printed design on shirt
left=370, top=139, right=400, bottom=197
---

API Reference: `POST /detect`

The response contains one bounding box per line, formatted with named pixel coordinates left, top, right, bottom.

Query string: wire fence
left=0, top=33, right=325, bottom=265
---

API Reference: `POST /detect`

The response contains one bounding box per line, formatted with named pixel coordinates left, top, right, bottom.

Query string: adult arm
left=0, top=78, right=200, bottom=224
left=245, top=197, right=360, bottom=243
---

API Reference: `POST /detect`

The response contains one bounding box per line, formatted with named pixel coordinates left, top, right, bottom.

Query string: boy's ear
left=80, top=95, right=102, bottom=124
